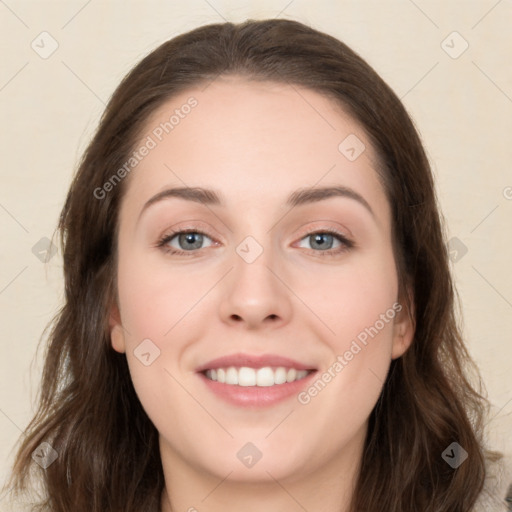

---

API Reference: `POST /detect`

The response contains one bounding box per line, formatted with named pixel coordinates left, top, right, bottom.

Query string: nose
left=218, top=241, right=293, bottom=330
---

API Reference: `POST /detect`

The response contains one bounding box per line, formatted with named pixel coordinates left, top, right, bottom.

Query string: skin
left=109, top=76, right=414, bottom=512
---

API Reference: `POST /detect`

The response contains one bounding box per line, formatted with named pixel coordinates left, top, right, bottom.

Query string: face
left=109, top=76, right=414, bottom=487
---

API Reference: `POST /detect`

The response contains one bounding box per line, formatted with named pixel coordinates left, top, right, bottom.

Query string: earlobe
left=391, top=293, right=415, bottom=360
left=109, top=304, right=126, bottom=353
left=391, top=327, right=413, bottom=360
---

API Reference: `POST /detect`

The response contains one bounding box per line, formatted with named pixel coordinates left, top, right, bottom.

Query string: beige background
left=1, top=0, right=511, bottom=506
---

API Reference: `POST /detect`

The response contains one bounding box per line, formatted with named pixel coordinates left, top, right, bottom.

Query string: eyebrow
left=137, top=184, right=374, bottom=222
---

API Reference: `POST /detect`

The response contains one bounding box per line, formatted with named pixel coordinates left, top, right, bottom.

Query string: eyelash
left=156, top=227, right=354, bottom=258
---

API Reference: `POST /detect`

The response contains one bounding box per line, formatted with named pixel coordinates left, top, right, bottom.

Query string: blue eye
left=157, top=230, right=214, bottom=254
left=156, top=228, right=353, bottom=257
left=300, top=232, right=341, bottom=251
left=295, top=229, right=354, bottom=257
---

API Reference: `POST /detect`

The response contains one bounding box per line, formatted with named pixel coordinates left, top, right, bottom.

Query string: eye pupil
left=180, top=232, right=203, bottom=250
left=311, top=233, right=333, bottom=250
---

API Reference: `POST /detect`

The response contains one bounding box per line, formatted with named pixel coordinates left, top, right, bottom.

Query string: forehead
left=120, top=77, right=387, bottom=221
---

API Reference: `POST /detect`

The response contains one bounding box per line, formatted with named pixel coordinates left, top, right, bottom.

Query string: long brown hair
left=6, top=18, right=499, bottom=511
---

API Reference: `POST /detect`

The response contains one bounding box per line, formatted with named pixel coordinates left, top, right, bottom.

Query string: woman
left=6, top=18, right=504, bottom=511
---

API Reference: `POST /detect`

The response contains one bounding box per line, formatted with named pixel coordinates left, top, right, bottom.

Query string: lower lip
left=198, top=371, right=317, bottom=407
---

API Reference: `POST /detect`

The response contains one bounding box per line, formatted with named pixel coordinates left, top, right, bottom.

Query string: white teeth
left=256, top=367, right=274, bottom=387
left=238, top=367, right=256, bottom=386
left=274, top=367, right=287, bottom=384
left=286, top=368, right=297, bottom=383
left=225, top=367, right=238, bottom=385
left=204, top=366, right=311, bottom=386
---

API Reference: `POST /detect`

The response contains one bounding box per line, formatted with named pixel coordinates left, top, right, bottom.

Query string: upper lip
left=196, top=353, right=316, bottom=372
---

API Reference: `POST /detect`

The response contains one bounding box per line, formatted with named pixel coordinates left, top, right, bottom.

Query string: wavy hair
left=6, top=18, right=500, bottom=511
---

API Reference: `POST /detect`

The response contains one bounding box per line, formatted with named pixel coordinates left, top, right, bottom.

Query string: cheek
left=301, top=248, right=399, bottom=350
left=116, top=248, right=212, bottom=342
left=331, top=271, right=398, bottom=356
left=115, top=249, right=216, bottom=412
left=294, top=252, right=399, bottom=415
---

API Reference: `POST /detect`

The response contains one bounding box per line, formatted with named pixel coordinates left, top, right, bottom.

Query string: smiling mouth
left=202, top=366, right=315, bottom=387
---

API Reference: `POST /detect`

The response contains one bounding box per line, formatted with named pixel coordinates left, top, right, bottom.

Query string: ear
left=391, top=288, right=415, bottom=360
left=109, top=302, right=126, bottom=353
